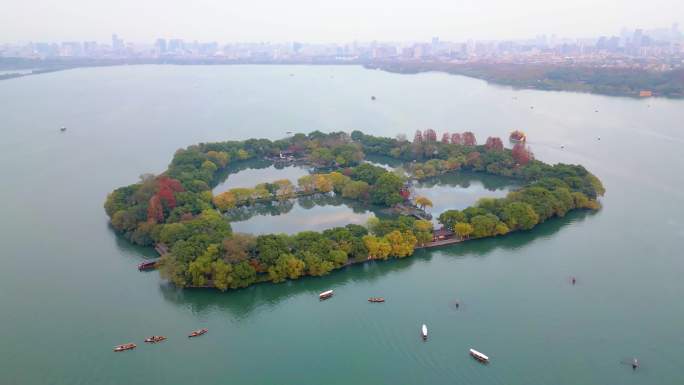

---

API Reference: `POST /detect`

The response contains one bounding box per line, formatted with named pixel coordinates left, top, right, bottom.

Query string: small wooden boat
left=188, top=328, right=208, bottom=338
left=421, top=324, right=428, bottom=340
left=319, top=290, right=334, bottom=300
left=113, top=343, right=136, bottom=352
left=138, top=260, right=158, bottom=271
left=469, top=348, right=489, bottom=363
left=144, top=336, right=167, bottom=343
left=368, top=297, right=385, bottom=303
left=60, top=126, right=67, bottom=132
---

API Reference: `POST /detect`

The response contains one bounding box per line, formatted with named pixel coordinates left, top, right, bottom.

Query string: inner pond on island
left=212, top=159, right=519, bottom=234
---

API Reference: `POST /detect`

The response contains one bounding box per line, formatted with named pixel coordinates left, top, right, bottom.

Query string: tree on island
left=423, top=129, right=437, bottom=142
left=485, top=137, right=504, bottom=151
left=512, top=143, right=534, bottom=165
left=370, top=172, right=405, bottom=206
left=415, top=196, right=433, bottom=211
left=462, top=131, right=477, bottom=146
left=454, top=222, right=474, bottom=239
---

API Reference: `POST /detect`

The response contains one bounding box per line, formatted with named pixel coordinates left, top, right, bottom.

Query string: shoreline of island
left=105, top=130, right=604, bottom=291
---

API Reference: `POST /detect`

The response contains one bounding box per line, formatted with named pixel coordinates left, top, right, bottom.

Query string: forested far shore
left=366, top=61, right=684, bottom=98
left=104, top=130, right=604, bottom=290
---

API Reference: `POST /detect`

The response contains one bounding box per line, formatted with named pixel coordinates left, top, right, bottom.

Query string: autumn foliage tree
left=512, top=143, right=534, bottom=165
left=423, top=129, right=437, bottom=142
left=415, top=196, right=433, bottom=210
left=441, top=132, right=450, bottom=143
left=413, top=130, right=423, bottom=144
left=147, top=176, right=184, bottom=223
left=462, top=132, right=477, bottom=146
left=147, top=195, right=164, bottom=223
left=485, top=137, right=504, bottom=151
left=450, top=133, right=462, bottom=145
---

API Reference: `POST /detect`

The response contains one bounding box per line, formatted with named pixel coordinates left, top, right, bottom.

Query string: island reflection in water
left=226, top=193, right=384, bottom=235
left=226, top=171, right=520, bottom=234
left=411, top=171, right=520, bottom=215
left=212, top=159, right=311, bottom=194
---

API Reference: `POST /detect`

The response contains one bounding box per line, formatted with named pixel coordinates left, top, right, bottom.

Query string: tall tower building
left=155, top=38, right=167, bottom=53
left=111, top=34, right=124, bottom=51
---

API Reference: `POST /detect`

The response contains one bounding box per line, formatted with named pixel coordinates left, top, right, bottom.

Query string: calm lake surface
left=1, top=65, right=683, bottom=385
left=227, top=194, right=379, bottom=235
left=412, top=172, right=519, bottom=215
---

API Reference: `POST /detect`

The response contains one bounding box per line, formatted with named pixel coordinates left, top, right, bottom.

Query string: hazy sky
left=1, top=0, right=681, bottom=43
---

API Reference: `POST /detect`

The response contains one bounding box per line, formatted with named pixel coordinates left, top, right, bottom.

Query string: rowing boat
left=113, top=343, right=136, bottom=352
left=188, top=328, right=208, bottom=338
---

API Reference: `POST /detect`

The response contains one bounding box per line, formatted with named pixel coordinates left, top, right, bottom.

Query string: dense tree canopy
left=106, top=130, right=604, bottom=291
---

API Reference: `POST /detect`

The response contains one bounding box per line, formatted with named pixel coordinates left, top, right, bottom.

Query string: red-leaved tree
left=147, top=195, right=164, bottom=223
left=424, top=129, right=437, bottom=142
left=451, top=133, right=462, bottom=145
left=146, top=176, right=185, bottom=223
left=441, top=132, right=450, bottom=143
left=462, top=132, right=477, bottom=146
left=485, top=137, right=504, bottom=151
left=512, top=143, right=534, bottom=165
left=413, top=130, right=423, bottom=144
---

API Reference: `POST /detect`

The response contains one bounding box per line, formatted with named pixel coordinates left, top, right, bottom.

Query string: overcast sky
left=1, top=0, right=681, bottom=44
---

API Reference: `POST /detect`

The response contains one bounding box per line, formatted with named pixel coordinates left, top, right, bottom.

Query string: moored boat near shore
left=144, top=336, right=167, bottom=343
left=421, top=324, right=428, bottom=340
left=368, top=297, right=385, bottom=303
left=137, top=260, right=158, bottom=271
left=113, top=343, right=136, bottom=352
left=469, top=348, right=489, bottom=363
left=188, top=328, right=208, bottom=338
left=319, top=290, right=334, bottom=300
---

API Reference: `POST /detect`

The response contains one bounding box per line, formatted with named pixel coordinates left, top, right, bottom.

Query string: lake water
left=227, top=194, right=378, bottom=235
left=411, top=172, right=519, bottom=216
left=1, top=65, right=683, bottom=385
left=213, top=161, right=311, bottom=193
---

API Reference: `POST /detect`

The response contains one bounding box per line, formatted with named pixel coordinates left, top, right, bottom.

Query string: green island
left=104, top=130, right=605, bottom=290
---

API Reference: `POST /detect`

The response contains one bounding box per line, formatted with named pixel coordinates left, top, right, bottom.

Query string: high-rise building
left=155, top=38, right=167, bottom=53
left=168, top=39, right=184, bottom=52
left=631, top=29, right=643, bottom=55
left=111, top=34, right=124, bottom=51
left=673, top=23, right=681, bottom=41
left=60, top=41, right=83, bottom=56
left=83, top=41, right=98, bottom=55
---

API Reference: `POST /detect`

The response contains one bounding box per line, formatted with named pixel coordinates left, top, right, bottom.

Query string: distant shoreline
left=364, top=61, right=684, bottom=99
left=2, top=57, right=682, bottom=99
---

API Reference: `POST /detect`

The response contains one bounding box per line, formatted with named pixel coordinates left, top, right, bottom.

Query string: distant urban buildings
left=1, top=25, right=682, bottom=71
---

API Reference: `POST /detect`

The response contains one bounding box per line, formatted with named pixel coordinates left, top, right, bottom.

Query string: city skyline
left=2, top=23, right=681, bottom=47
left=0, top=0, right=682, bottom=44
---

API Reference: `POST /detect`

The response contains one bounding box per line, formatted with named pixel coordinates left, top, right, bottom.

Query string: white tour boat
left=469, top=348, right=489, bottom=363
